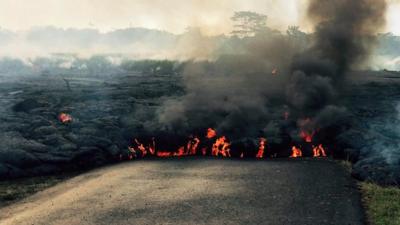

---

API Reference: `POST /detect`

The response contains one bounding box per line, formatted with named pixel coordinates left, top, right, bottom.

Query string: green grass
left=0, top=174, right=73, bottom=208
left=361, top=182, right=400, bottom=225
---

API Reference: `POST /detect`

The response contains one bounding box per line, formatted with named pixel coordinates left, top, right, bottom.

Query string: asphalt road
left=0, top=159, right=364, bottom=225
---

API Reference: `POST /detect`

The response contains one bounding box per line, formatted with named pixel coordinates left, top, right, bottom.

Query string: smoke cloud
left=153, top=0, right=388, bottom=158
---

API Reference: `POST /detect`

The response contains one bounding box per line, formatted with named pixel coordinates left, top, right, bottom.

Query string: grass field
left=361, top=182, right=400, bottom=225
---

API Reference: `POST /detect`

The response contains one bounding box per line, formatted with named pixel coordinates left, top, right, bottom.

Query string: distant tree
left=231, top=11, right=268, bottom=38
left=286, top=26, right=308, bottom=50
left=286, top=26, right=305, bottom=38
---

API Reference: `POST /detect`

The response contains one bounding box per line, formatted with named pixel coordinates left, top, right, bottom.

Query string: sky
left=0, top=0, right=398, bottom=35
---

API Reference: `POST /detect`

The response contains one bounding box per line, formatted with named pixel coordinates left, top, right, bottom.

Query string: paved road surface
left=0, top=159, right=364, bottom=225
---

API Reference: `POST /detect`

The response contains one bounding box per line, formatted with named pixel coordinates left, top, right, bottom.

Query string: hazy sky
left=0, top=0, right=399, bottom=35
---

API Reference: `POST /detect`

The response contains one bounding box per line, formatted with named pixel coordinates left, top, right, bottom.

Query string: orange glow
left=128, top=127, right=327, bottom=160
left=187, top=137, right=200, bottom=155
left=300, top=130, right=315, bottom=143
left=206, top=128, right=217, bottom=139
left=212, top=136, right=230, bottom=157
left=156, top=151, right=173, bottom=157
left=298, top=118, right=315, bottom=143
left=313, top=144, right=327, bottom=157
left=135, top=139, right=147, bottom=157
left=290, top=146, right=302, bottom=158
left=58, top=113, right=72, bottom=123
left=256, top=138, right=266, bottom=159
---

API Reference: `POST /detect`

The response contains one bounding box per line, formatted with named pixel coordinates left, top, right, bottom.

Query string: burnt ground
left=0, top=159, right=364, bottom=225
left=0, top=71, right=399, bottom=184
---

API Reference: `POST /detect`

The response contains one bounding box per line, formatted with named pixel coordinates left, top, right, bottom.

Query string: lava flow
left=290, top=146, right=303, bottom=158
left=256, top=138, right=266, bottom=158
left=126, top=127, right=328, bottom=160
left=212, top=136, right=230, bottom=157
left=313, top=144, right=327, bottom=157
left=58, top=113, right=72, bottom=124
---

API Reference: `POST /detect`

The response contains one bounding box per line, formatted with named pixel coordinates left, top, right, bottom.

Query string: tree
left=286, top=26, right=308, bottom=50
left=231, top=11, right=268, bottom=38
left=286, top=26, right=304, bottom=38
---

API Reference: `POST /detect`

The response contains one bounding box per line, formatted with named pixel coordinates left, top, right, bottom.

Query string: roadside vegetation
left=361, top=182, right=400, bottom=225
left=0, top=174, right=74, bottom=208
left=338, top=160, right=400, bottom=225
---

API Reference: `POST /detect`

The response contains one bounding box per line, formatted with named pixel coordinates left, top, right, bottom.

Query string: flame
left=290, top=146, right=303, bottom=158
left=313, top=144, right=327, bottom=157
left=127, top=128, right=327, bottom=160
left=156, top=151, right=173, bottom=157
left=212, top=136, right=230, bottom=157
left=300, top=130, right=315, bottom=143
left=58, top=113, right=72, bottom=123
left=299, top=118, right=315, bottom=143
left=206, top=128, right=217, bottom=139
left=188, top=137, right=200, bottom=155
left=256, top=138, right=266, bottom=159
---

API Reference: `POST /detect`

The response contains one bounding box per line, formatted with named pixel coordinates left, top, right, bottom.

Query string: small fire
left=206, top=128, right=217, bottom=139
left=256, top=138, right=266, bottom=158
left=299, top=118, right=315, bottom=143
left=212, top=136, right=230, bottom=157
left=300, top=130, right=315, bottom=143
left=58, top=113, right=72, bottom=123
left=290, top=146, right=303, bottom=158
left=313, top=144, right=327, bottom=157
left=187, top=137, right=200, bottom=155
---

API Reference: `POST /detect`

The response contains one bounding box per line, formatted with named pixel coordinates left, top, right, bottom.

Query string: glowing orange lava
left=58, top=113, right=72, bottom=123
left=256, top=138, right=266, bottom=158
left=300, top=130, right=315, bottom=143
left=290, top=146, right=303, bottom=158
left=313, top=144, right=327, bottom=157
left=212, top=136, right=230, bottom=157
left=127, top=127, right=328, bottom=160
left=206, top=128, right=217, bottom=139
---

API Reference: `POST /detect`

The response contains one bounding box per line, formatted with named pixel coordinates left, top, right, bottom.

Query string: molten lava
left=127, top=127, right=328, bottom=161
left=256, top=138, right=266, bottom=158
left=58, top=113, right=72, bottom=124
left=313, top=144, right=327, bottom=157
left=290, top=146, right=303, bottom=158
left=300, top=130, right=315, bottom=143
left=212, top=136, right=231, bottom=157
left=206, top=128, right=217, bottom=139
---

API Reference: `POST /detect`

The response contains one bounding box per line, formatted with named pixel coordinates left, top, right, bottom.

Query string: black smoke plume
left=139, top=0, right=398, bottom=184
left=287, top=0, right=387, bottom=138
left=153, top=0, right=387, bottom=141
